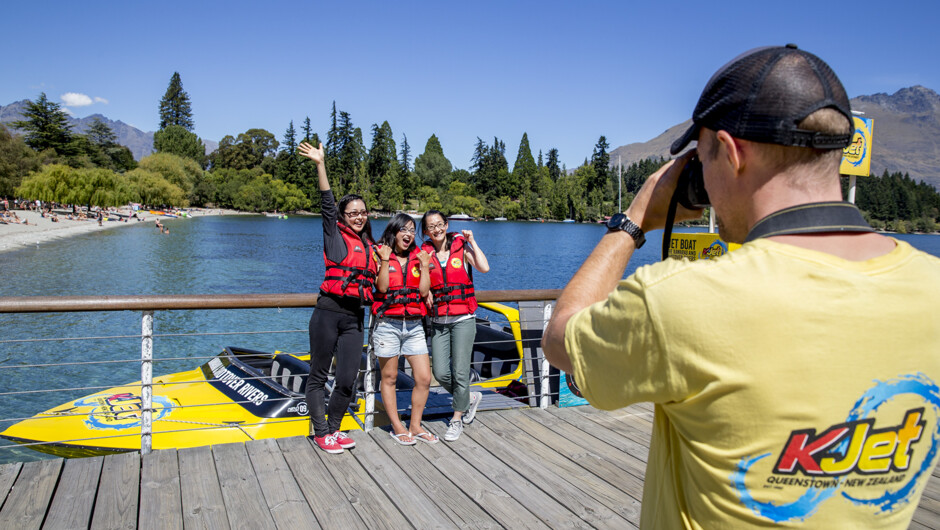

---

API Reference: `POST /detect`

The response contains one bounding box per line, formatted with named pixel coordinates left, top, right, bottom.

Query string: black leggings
left=304, top=308, right=364, bottom=437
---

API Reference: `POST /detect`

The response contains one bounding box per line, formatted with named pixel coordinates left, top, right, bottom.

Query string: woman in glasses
left=371, top=213, right=436, bottom=445
left=420, top=211, right=490, bottom=441
left=298, top=141, right=376, bottom=454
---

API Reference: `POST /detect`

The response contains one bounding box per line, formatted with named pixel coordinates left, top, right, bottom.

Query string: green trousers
left=429, top=318, right=477, bottom=412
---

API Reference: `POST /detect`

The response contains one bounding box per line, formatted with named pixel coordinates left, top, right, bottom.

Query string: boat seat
left=271, top=354, right=309, bottom=394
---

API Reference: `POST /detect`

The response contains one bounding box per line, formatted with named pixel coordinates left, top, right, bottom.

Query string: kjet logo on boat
left=77, top=393, right=174, bottom=430
left=731, top=373, right=940, bottom=523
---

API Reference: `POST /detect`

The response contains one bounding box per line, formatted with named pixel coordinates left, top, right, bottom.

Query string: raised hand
left=416, top=249, right=431, bottom=267
left=461, top=230, right=474, bottom=243
left=298, top=141, right=325, bottom=165
left=377, top=244, right=393, bottom=262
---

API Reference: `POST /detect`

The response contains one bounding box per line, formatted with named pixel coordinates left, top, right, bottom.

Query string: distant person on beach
left=420, top=211, right=489, bottom=442
left=372, top=213, right=435, bottom=445
left=298, top=140, right=376, bottom=454
left=542, top=45, right=940, bottom=529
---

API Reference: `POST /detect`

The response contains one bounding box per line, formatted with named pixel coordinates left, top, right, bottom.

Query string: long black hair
left=337, top=193, right=374, bottom=244
left=379, top=213, right=417, bottom=257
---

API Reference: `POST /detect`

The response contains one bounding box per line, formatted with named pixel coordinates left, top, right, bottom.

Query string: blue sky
left=4, top=1, right=938, bottom=170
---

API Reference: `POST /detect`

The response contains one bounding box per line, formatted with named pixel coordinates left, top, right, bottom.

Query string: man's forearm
left=542, top=230, right=636, bottom=372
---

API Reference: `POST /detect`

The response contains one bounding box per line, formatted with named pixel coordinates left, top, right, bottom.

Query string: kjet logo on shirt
left=731, top=373, right=940, bottom=523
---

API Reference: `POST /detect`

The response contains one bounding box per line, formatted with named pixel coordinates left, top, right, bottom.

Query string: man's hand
left=626, top=150, right=703, bottom=232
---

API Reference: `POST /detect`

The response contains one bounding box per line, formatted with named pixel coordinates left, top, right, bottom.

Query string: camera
left=676, top=156, right=709, bottom=209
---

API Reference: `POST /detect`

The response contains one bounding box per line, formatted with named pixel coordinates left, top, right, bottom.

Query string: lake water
left=1, top=215, right=938, bottom=462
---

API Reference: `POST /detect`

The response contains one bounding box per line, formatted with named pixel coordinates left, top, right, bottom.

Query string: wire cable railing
left=0, top=292, right=562, bottom=458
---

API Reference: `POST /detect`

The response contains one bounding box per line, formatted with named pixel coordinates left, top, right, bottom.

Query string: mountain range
left=0, top=100, right=217, bottom=161
left=611, top=85, right=940, bottom=191
left=2, top=86, right=938, bottom=190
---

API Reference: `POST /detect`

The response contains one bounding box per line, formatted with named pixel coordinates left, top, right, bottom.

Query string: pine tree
left=399, top=134, right=411, bottom=174
left=87, top=117, right=117, bottom=146
left=12, top=93, right=73, bottom=153
left=158, top=72, right=194, bottom=131
left=276, top=121, right=301, bottom=186
left=547, top=148, right=561, bottom=181
left=590, top=135, right=610, bottom=195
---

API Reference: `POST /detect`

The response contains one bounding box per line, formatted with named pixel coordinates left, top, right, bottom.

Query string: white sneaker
left=463, top=391, right=483, bottom=424
left=443, top=419, right=463, bottom=442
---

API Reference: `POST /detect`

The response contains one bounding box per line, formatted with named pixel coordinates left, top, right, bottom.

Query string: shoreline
left=0, top=208, right=245, bottom=254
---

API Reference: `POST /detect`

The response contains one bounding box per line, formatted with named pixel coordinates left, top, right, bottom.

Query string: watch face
left=607, top=213, right=626, bottom=230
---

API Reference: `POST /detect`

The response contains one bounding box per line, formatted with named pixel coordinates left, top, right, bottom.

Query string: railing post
left=364, top=345, right=376, bottom=431
left=539, top=302, right=554, bottom=409
left=141, top=310, right=153, bottom=455
left=519, top=301, right=555, bottom=408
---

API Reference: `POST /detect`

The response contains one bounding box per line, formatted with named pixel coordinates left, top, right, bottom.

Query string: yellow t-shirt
left=566, top=238, right=940, bottom=529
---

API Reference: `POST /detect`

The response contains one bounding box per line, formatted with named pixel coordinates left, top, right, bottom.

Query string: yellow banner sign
left=667, top=233, right=740, bottom=261
left=840, top=116, right=874, bottom=177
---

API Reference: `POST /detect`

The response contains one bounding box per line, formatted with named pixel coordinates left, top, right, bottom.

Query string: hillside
left=0, top=100, right=218, bottom=161
left=610, top=86, right=940, bottom=191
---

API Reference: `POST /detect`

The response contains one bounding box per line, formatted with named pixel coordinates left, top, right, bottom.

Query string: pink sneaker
left=333, top=431, right=356, bottom=449
left=311, top=433, right=343, bottom=454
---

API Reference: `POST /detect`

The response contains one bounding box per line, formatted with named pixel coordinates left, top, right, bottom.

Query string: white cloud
left=94, top=96, right=109, bottom=104
left=61, top=92, right=93, bottom=106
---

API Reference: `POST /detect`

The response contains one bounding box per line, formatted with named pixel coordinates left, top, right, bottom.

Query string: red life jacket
left=319, top=222, right=377, bottom=303
left=421, top=233, right=477, bottom=317
left=371, top=249, right=426, bottom=318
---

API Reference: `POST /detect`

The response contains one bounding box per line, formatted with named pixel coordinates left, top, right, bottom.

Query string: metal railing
left=0, top=290, right=561, bottom=457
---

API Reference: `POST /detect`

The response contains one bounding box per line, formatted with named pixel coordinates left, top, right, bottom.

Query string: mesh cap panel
left=671, top=45, right=852, bottom=155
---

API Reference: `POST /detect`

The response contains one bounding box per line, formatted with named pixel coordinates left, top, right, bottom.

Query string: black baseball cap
left=670, top=44, right=853, bottom=155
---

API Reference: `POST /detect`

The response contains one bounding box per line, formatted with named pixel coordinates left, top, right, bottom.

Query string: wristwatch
left=606, top=213, right=646, bottom=249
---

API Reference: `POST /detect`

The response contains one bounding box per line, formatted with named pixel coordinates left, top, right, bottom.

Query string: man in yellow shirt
left=543, top=45, right=940, bottom=529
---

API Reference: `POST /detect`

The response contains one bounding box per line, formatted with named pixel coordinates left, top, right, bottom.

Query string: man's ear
left=716, top=130, right=745, bottom=174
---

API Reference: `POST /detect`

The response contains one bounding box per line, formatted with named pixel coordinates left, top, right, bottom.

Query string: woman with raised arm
left=298, top=141, right=377, bottom=454
left=371, top=213, right=437, bottom=445
left=420, top=211, right=490, bottom=442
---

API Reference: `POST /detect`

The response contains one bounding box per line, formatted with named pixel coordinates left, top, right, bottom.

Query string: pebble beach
left=0, top=208, right=241, bottom=253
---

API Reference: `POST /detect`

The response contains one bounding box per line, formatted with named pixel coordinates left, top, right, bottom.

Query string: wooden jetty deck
left=1, top=403, right=938, bottom=529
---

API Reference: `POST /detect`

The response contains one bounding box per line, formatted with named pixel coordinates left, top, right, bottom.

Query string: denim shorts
left=372, top=318, right=429, bottom=358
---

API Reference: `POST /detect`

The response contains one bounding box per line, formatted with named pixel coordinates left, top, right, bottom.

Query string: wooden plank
left=139, top=449, right=183, bottom=530
left=420, top=421, right=584, bottom=528
left=277, top=436, right=365, bottom=528
left=245, top=438, right=319, bottom=529
left=91, top=451, right=140, bottom=530
left=371, top=426, right=500, bottom=528
left=42, top=456, right=103, bottom=530
left=0, top=458, right=63, bottom=530
left=477, top=410, right=642, bottom=526
left=310, top=433, right=411, bottom=529
left=178, top=445, right=229, bottom=530
left=496, top=409, right=648, bottom=499
left=911, top=506, right=940, bottom=530
left=549, top=406, right=651, bottom=466
left=211, top=442, right=276, bottom=530
left=460, top=413, right=633, bottom=529
left=569, top=406, right=652, bottom=450
left=411, top=421, right=547, bottom=529
left=0, top=462, right=22, bottom=510
left=347, top=429, right=453, bottom=527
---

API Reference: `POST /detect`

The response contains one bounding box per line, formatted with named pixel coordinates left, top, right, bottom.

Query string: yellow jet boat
left=1, top=303, right=527, bottom=458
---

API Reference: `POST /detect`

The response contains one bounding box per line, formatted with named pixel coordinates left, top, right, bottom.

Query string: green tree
left=158, top=72, right=194, bottom=131
left=414, top=134, right=452, bottom=189
left=399, top=134, right=412, bottom=174
left=125, top=168, right=187, bottom=207
left=546, top=148, right=561, bottom=181
left=17, top=165, right=135, bottom=208
left=513, top=132, right=538, bottom=216
left=12, top=93, right=73, bottom=154
left=368, top=121, right=398, bottom=182
left=0, top=124, right=42, bottom=196
left=590, top=135, right=610, bottom=197
left=138, top=152, right=203, bottom=198
left=153, top=125, right=207, bottom=168
left=275, top=121, right=302, bottom=186
left=209, top=128, right=278, bottom=170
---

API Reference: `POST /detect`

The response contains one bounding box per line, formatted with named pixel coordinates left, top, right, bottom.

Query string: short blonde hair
left=751, top=108, right=852, bottom=173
